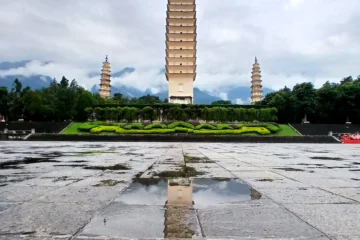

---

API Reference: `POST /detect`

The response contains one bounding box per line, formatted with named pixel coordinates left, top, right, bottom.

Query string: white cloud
left=0, top=0, right=359, bottom=92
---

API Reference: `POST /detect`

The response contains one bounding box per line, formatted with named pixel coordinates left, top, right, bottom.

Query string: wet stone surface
left=0, top=142, right=359, bottom=239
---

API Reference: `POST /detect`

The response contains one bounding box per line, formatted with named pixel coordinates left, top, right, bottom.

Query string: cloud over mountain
left=0, top=0, right=359, bottom=92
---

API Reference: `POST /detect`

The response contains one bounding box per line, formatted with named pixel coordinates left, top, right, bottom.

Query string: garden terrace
left=0, top=122, right=70, bottom=133
left=292, top=124, right=360, bottom=136
left=62, top=121, right=299, bottom=137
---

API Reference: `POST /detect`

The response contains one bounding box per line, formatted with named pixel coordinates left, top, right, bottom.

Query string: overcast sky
left=0, top=0, right=359, bottom=93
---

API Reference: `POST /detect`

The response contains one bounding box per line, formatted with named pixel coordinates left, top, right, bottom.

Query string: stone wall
left=292, top=124, right=360, bottom=136
left=0, top=122, right=71, bottom=133
left=28, top=134, right=339, bottom=143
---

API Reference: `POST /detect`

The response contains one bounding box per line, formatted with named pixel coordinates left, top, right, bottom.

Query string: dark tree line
left=257, top=76, right=360, bottom=124
left=0, top=78, right=164, bottom=122
left=1, top=75, right=360, bottom=123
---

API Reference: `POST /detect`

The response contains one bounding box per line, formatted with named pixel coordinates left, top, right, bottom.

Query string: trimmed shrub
left=239, top=123, right=281, bottom=133
left=167, top=121, right=194, bottom=129
left=144, top=123, right=167, bottom=130
left=193, top=127, right=271, bottom=135
left=90, top=126, right=120, bottom=134
left=216, top=124, right=233, bottom=130
left=195, top=124, right=217, bottom=130
left=78, top=123, right=100, bottom=132
left=123, top=123, right=144, bottom=130
left=116, top=129, right=175, bottom=134
left=175, top=127, right=191, bottom=133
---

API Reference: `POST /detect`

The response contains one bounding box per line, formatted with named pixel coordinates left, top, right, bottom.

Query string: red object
left=341, top=134, right=360, bottom=144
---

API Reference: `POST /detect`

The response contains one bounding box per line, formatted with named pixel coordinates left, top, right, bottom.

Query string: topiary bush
left=90, top=126, right=120, bottom=134
left=195, top=124, right=217, bottom=130
left=116, top=129, right=175, bottom=134
left=144, top=123, right=167, bottom=130
left=123, top=123, right=144, bottom=130
left=167, top=121, right=194, bottom=129
left=216, top=124, right=233, bottom=130
left=240, top=123, right=281, bottom=133
left=175, top=127, right=191, bottom=133
left=193, top=127, right=271, bottom=135
left=78, top=123, right=100, bottom=132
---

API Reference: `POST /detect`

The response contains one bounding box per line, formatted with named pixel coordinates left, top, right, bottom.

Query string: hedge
left=144, top=123, right=167, bottom=130
left=116, top=129, right=176, bottom=134
left=193, top=127, right=271, bottom=135
left=168, top=121, right=195, bottom=129
left=216, top=124, right=233, bottom=130
left=123, top=123, right=144, bottom=130
left=88, top=106, right=278, bottom=123
left=195, top=124, right=217, bottom=130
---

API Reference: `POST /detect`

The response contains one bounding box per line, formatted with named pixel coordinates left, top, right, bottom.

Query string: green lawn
left=274, top=124, right=300, bottom=136
left=61, top=122, right=83, bottom=134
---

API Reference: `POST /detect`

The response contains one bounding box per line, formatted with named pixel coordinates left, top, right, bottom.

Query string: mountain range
left=0, top=60, right=274, bottom=104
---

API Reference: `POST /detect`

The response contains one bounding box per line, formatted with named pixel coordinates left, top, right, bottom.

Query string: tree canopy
left=0, top=78, right=165, bottom=122
left=257, top=76, right=360, bottom=123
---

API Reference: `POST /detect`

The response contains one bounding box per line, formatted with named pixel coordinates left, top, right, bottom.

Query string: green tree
left=142, top=106, right=157, bottom=122
left=292, top=82, right=317, bottom=123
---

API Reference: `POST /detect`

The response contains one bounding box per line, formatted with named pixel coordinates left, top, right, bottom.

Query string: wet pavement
left=0, top=142, right=359, bottom=240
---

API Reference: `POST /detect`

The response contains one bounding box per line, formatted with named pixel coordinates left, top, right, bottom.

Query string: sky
left=0, top=0, right=360, bottom=93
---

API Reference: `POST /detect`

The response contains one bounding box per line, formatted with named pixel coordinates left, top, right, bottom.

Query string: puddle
left=310, top=156, right=343, bottom=161
left=256, top=179, right=274, bottom=182
left=92, top=179, right=126, bottom=187
left=115, top=178, right=262, bottom=207
left=0, top=157, right=60, bottom=169
left=298, top=163, right=324, bottom=167
left=275, top=168, right=305, bottom=172
left=84, top=164, right=131, bottom=171
left=73, top=150, right=117, bottom=155
left=0, top=175, right=35, bottom=184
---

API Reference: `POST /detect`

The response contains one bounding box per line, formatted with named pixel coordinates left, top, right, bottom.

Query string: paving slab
left=0, top=202, right=94, bottom=235
left=285, top=204, right=360, bottom=236
left=0, top=142, right=359, bottom=239
left=198, top=204, right=327, bottom=239
left=0, top=185, right=58, bottom=202
left=78, top=204, right=166, bottom=239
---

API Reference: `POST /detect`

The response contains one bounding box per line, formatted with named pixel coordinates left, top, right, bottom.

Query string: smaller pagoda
left=99, top=55, right=111, bottom=98
left=250, top=57, right=263, bottom=104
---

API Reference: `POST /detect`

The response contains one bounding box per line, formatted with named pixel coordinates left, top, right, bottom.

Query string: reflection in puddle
left=83, top=178, right=262, bottom=239
left=117, top=178, right=262, bottom=207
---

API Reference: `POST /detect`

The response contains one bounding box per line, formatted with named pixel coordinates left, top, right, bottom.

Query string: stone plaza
left=0, top=142, right=359, bottom=239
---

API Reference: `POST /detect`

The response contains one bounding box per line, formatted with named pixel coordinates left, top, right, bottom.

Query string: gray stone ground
left=0, top=141, right=359, bottom=240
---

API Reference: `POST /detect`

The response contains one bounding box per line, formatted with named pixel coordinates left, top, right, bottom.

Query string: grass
left=61, top=122, right=83, bottom=134
left=274, top=124, right=300, bottom=136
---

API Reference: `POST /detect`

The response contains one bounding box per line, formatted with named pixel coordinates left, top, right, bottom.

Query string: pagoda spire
left=165, top=0, right=197, bottom=105
left=99, top=55, right=111, bottom=98
left=250, top=57, right=263, bottom=105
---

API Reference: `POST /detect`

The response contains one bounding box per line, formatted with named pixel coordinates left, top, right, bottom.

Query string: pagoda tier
left=99, top=56, right=111, bottom=98
left=166, top=0, right=197, bottom=104
left=250, top=57, right=263, bottom=104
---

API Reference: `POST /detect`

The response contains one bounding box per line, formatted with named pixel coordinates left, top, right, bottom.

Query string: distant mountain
left=0, top=75, right=52, bottom=90
left=226, top=86, right=274, bottom=103
left=89, top=84, right=220, bottom=104
left=0, top=60, right=31, bottom=70
left=0, top=60, right=275, bottom=104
